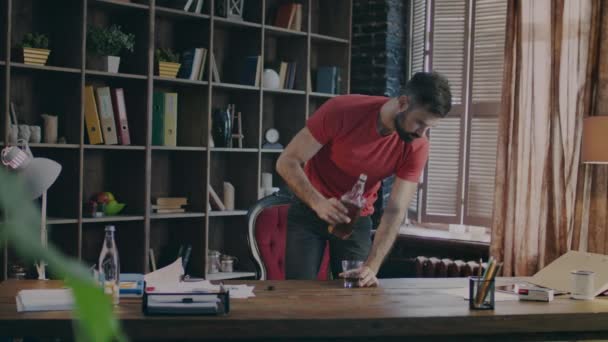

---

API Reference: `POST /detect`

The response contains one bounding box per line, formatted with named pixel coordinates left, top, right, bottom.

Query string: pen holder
left=469, top=276, right=495, bottom=310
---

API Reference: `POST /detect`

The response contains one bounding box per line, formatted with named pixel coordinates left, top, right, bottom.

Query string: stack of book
left=84, top=86, right=131, bottom=145
left=277, top=61, right=297, bottom=89
left=178, top=47, right=207, bottom=81
left=152, top=197, right=188, bottom=214
left=152, top=92, right=178, bottom=146
left=273, top=3, right=303, bottom=31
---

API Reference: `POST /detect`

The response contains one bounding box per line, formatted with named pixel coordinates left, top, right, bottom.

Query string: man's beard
left=394, top=114, right=420, bottom=143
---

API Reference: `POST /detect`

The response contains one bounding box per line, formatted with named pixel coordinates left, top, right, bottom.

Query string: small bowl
left=104, top=202, right=125, bottom=216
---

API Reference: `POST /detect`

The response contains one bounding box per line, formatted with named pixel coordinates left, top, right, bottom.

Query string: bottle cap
left=359, top=174, right=367, bottom=181
left=105, top=225, right=115, bottom=232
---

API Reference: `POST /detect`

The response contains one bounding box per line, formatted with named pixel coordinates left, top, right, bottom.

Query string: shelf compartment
left=208, top=216, right=256, bottom=276
left=260, top=153, right=284, bottom=196
left=150, top=218, right=205, bottom=276
left=210, top=153, right=258, bottom=212
left=310, top=42, right=349, bottom=95
left=151, top=150, right=207, bottom=213
left=46, top=223, right=79, bottom=279
left=10, top=0, right=84, bottom=69
left=263, top=26, right=307, bottom=92
left=262, top=92, right=305, bottom=148
left=86, top=3, right=150, bottom=76
left=152, top=83, right=209, bottom=148
left=83, top=149, right=146, bottom=217
left=211, top=87, right=260, bottom=149
left=9, top=68, right=82, bottom=145
left=82, top=221, right=145, bottom=273
left=30, top=147, right=80, bottom=219
left=264, top=0, right=308, bottom=34
left=212, top=22, right=261, bottom=86
left=84, top=77, right=148, bottom=146
left=310, top=0, right=351, bottom=40
left=154, top=9, right=210, bottom=81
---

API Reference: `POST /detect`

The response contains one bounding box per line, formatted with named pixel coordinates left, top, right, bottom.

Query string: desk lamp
left=1, top=140, right=61, bottom=280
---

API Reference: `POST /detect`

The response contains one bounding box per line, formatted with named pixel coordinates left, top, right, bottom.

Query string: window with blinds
left=408, top=0, right=506, bottom=227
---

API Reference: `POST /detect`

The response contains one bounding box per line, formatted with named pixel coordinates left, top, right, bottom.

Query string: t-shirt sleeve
left=306, top=97, right=344, bottom=145
left=396, top=140, right=429, bottom=183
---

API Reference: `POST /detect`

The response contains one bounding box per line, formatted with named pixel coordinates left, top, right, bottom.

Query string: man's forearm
left=277, top=157, right=325, bottom=210
left=365, top=207, right=404, bottom=272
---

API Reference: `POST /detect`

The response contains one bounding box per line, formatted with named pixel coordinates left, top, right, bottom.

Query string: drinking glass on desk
left=469, top=276, right=495, bottom=310
left=341, top=260, right=363, bottom=288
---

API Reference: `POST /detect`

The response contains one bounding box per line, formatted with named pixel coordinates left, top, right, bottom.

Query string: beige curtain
left=573, top=1, right=608, bottom=254
left=491, top=0, right=598, bottom=276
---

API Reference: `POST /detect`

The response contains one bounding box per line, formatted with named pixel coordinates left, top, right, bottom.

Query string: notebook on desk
left=16, top=289, right=74, bottom=312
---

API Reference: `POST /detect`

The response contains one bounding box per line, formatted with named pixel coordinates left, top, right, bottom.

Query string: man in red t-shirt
left=276, top=72, right=452, bottom=286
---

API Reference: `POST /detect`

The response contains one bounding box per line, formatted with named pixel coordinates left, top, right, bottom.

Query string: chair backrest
left=247, top=191, right=329, bottom=280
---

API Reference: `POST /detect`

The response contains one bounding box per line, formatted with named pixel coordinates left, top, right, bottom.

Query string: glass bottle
left=98, top=225, right=120, bottom=305
left=328, top=174, right=367, bottom=240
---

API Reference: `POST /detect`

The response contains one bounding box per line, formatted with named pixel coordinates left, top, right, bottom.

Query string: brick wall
left=351, top=0, right=408, bottom=97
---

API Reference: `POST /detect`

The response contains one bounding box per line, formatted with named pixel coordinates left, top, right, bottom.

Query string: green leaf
left=0, top=169, right=128, bottom=342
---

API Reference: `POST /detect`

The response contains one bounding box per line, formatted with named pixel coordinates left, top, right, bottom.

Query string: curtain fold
left=491, top=0, right=598, bottom=276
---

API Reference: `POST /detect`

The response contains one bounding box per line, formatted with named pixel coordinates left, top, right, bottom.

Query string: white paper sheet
left=437, top=287, right=519, bottom=301
left=16, top=289, right=74, bottom=312
left=144, top=257, right=255, bottom=298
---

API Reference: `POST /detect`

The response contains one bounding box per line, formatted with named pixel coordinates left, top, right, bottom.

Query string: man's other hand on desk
left=339, top=265, right=379, bottom=287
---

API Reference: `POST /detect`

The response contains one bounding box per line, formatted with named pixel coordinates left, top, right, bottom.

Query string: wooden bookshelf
left=0, top=0, right=352, bottom=280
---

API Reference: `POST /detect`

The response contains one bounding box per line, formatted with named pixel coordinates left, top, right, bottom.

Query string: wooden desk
left=2, top=278, right=608, bottom=341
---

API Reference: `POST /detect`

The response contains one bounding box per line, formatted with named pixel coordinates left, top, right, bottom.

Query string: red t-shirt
left=305, top=94, right=429, bottom=216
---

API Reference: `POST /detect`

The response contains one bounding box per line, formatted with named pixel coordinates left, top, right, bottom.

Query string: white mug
left=571, top=270, right=595, bottom=300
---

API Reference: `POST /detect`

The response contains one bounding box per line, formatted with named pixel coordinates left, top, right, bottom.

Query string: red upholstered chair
left=247, top=190, right=330, bottom=280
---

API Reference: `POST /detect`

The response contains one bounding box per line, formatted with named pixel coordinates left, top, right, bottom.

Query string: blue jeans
left=285, top=199, right=372, bottom=279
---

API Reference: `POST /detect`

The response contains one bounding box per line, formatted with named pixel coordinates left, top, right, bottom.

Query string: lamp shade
left=20, top=158, right=62, bottom=199
left=582, top=116, right=608, bottom=164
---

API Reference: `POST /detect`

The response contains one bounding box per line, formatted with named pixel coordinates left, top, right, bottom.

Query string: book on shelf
left=274, top=3, right=301, bottom=31
left=152, top=92, right=179, bottom=146
left=95, top=87, right=119, bottom=145
left=178, top=47, right=207, bottom=81
left=155, top=197, right=188, bottom=207
left=110, top=88, right=131, bottom=145
left=211, top=53, right=221, bottom=83
left=316, top=66, right=341, bottom=94
left=241, top=55, right=262, bottom=86
left=152, top=197, right=188, bottom=213
left=84, top=86, right=104, bottom=145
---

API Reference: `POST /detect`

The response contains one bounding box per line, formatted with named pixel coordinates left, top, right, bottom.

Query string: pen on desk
left=478, top=259, right=483, bottom=278
left=182, top=245, right=192, bottom=271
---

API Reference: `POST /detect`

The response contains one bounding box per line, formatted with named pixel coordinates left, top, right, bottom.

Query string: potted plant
left=155, top=48, right=181, bottom=78
left=18, top=32, right=50, bottom=66
left=86, top=25, right=135, bottom=73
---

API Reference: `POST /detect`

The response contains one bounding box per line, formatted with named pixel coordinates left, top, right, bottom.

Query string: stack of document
left=144, top=258, right=256, bottom=299
left=16, top=289, right=74, bottom=312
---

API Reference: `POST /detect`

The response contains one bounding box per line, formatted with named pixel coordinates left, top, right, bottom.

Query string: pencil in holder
left=469, top=276, right=495, bottom=310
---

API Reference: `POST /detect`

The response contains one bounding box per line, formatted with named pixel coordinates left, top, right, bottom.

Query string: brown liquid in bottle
left=328, top=200, right=362, bottom=240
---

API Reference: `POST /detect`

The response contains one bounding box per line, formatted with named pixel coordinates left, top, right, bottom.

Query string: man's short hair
left=402, top=72, right=452, bottom=117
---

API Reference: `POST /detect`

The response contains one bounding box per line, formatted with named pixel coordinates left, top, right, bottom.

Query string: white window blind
left=409, top=0, right=506, bottom=227
left=465, top=0, right=506, bottom=225
left=425, top=117, right=462, bottom=217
